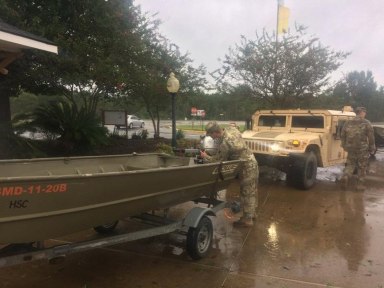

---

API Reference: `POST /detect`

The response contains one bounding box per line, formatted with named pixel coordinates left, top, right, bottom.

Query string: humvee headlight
left=270, top=143, right=281, bottom=152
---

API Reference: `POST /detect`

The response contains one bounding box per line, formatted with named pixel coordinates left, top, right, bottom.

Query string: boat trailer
left=0, top=197, right=227, bottom=268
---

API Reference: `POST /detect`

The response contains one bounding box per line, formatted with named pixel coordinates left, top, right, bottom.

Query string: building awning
left=0, top=18, right=57, bottom=54
left=0, top=18, right=58, bottom=75
left=0, top=31, right=58, bottom=54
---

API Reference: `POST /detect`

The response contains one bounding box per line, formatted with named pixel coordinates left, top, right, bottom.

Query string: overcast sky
left=135, top=0, right=384, bottom=87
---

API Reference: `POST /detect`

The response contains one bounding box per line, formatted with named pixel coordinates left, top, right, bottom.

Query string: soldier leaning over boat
left=340, top=107, right=376, bottom=191
left=200, top=121, right=259, bottom=227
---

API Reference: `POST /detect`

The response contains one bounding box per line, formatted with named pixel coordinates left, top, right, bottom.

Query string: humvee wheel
left=287, top=152, right=317, bottom=190
left=186, top=216, right=213, bottom=260
left=94, top=221, right=119, bottom=234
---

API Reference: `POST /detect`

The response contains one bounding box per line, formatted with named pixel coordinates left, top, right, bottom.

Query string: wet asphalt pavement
left=1, top=151, right=384, bottom=288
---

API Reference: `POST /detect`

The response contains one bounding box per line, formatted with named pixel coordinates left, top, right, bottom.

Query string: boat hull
left=0, top=153, right=243, bottom=243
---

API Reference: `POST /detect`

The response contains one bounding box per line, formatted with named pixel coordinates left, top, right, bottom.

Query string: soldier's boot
left=233, top=216, right=253, bottom=227
left=340, top=175, right=348, bottom=189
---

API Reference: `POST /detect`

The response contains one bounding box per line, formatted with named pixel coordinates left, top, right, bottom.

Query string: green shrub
left=141, top=129, right=149, bottom=139
left=132, top=129, right=148, bottom=140
left=177, top=138, right=200, bottom=149
left=176, top=129, right=185, bottom=140
left=0, top=124, right=45, bottom=159
left=155, top=142, right=174, bottom=155
left=26, top=100, right=109, bottom=153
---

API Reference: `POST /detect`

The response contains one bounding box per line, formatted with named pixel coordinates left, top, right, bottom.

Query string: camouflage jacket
left=341, top=116, right=375, bottom=152
left=206, top=126, right=257, bottom=166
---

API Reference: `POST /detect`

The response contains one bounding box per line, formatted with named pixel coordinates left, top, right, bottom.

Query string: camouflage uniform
left=205, top=126, right=259, bottom=219
left=340, top=110, right=375, bottom=188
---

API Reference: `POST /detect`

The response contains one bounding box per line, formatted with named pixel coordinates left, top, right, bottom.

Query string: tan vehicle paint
left=242, top=107, right=355, bottom=189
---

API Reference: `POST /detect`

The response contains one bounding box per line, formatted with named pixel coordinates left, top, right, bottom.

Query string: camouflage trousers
left=239, top=160, right=259, bottom=218
left=343, top=150, right=370, bottom=183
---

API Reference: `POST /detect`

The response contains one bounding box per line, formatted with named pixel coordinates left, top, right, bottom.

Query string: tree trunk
left=0, top=98, right=12, bottom=159
left=0, top=94, right=11, bottom=123
left=0, top=93, right=15, bottom=159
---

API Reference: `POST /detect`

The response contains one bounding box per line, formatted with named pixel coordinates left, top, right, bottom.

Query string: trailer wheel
left=186, top=216, right=213, bottom=260
left=94, top=221, right=119, bottom=234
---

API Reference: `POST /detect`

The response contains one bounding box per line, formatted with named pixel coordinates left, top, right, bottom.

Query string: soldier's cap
left=355, top=107, right=367, bottom=113
left=205, top=121, right=221, bottom=134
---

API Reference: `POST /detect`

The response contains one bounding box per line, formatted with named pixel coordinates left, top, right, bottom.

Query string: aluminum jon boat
left=0, top=153, right=243, bottom=244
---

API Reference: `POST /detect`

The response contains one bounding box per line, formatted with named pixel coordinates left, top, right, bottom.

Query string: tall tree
left=333, top=71, right=377, bottom=106
left=0, top=0, right=207, bottom=138
left=2, top=0, right=146, bottom=113
left=118, top=8, right=208, bottom=137
left=214, top=26, right=349, bottom=108
left=333, top=70, right=384, bottom=121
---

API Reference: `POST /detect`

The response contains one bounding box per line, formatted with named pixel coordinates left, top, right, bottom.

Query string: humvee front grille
left=245, top=140, right=271, bottom=153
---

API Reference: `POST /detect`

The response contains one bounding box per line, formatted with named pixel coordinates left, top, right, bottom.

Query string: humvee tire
left=286, top=152, right=317, bottom=190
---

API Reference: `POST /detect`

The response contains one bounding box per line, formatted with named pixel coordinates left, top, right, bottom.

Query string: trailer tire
left=94, top=221, right=119, bottom=234
left=286, top=152, right=317, bottom=190
left=186, top=216, right=213, bottom=260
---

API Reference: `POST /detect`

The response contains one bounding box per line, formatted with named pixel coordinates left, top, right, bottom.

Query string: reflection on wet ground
left=0, top=150, right=384, bottom=288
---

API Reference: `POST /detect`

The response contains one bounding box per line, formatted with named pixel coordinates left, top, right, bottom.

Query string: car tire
left=141, top=122, right=145, bottom=128
left=128, top=123, right=133, bottom=129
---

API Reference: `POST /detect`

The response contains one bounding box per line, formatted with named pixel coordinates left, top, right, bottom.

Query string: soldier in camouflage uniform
left=340, top=107, right=376, bottom=190
left=200, top=122, right=259, bottom=227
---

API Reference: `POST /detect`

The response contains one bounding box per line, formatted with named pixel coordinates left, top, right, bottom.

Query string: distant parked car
left=127, top=115, right=145, bottom=129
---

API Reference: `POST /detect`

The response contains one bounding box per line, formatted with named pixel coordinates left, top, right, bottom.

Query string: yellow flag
left=277, top=5, right=290, bottom=34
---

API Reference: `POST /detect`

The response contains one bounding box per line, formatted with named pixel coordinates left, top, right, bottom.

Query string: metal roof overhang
left=0, top=30, right=58, bottom=54
left=0, top=21, right=58, bottom=75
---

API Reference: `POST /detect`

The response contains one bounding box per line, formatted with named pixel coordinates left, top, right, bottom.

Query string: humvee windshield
left=291, top=116, right=324, bottom=128
left=258, top=115, right=286, bottom=127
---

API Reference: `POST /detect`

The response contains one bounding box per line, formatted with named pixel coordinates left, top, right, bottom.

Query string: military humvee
left=242, top=107, right=356, bottom=189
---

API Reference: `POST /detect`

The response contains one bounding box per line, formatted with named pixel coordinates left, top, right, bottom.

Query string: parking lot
left=107, top=119, right=245, bottom=140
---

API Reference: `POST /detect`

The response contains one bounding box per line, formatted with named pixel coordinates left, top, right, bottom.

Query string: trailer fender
left=183, top=207, right=215, bottom=228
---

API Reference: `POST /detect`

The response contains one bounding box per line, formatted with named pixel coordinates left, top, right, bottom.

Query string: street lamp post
left=167, top=72, right=180, bottom=148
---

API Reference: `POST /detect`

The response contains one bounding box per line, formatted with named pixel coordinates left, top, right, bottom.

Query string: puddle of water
left=264, top=222, right=280, bottom=259
left=259, top=148, right=384, bottom=184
